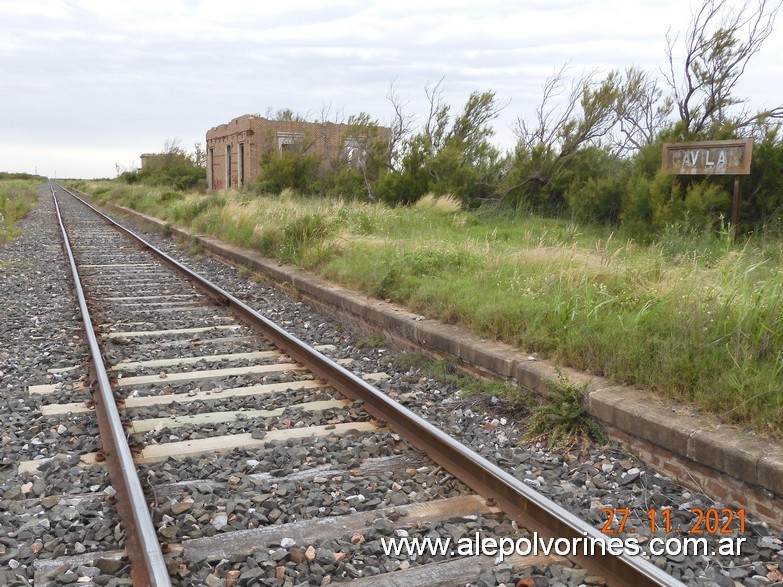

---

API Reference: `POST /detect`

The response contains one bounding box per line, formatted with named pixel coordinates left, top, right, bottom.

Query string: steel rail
left=50, top=184, right=171, bottom=587
left=58, top=183, right=686, bottom=587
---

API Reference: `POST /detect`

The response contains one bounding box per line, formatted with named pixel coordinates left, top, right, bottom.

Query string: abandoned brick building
left=139, top=153, right=164, bottom=169
left=205, top=114, right=390, bottom=190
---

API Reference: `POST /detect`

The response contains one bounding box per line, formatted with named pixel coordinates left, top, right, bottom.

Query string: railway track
left=18, top=183, right=686, bottom=586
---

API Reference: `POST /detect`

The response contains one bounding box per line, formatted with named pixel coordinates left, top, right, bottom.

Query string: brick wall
left=205, top=116, right=257, bottom=190
left=205, top=114, right=390, bottom=191
left=609, top=427, right=782, bottom=531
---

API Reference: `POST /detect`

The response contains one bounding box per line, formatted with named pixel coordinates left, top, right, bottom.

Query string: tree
left=665, top=0, right=783, bottom=138
left=385, top=81, right=415, bottom=171
left=258, top=149, right=321, bottom=194
left=192, top=142, right=206, bottom=168
left=274, top=108, right=299, bottom=122
left=119, top=138, right=206, bottom=190
left=384, top=81, right=503, bottom=205
left=612, top=67, right=674, bottom=154
left=501, top=67, right=622, bottom=205
left=162, top=137, right=186, bottom=156
left=316, top=112, right=391, bottom=200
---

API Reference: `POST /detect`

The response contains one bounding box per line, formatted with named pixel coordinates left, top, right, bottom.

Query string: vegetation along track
left=21, top=183, right=685, bottom=586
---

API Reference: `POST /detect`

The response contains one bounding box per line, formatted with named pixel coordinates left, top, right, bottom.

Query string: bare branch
left=506, top=67, right=621, bottom=197
left=385, top=80, right=415, bottom=170
left=611, top=67, right=673, bottom=154
left=664, top=0, right=782, bottom=136
left=423, top=76, right=449, bottom=154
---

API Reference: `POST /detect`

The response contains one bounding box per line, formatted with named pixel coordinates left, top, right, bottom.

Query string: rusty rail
left=51, top=184, right=171, bottom=587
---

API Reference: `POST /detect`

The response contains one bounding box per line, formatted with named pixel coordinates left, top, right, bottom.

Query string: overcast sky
left=1, top=0, right=781, bottom=179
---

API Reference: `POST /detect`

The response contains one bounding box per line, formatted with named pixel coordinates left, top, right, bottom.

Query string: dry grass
left=414, top=193, right=463, bottom=213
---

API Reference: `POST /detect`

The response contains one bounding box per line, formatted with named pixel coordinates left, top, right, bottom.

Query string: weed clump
left=526, top=372, right=607, bottom=450
left=355, top=335, right=387, bottom=349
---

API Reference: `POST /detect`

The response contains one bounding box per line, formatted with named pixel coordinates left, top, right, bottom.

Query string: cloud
left=1, top=0, right=780, bottom=177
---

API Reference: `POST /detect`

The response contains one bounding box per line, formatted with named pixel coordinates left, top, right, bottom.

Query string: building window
left=208, top=147, right=214, bottom=189
left=238, top=143, right=245, bottom=187
left=344, top=137, right=366, bottom=168
left=277, top=132, right=303, bottom=154
left=225, top=145, right=232, bottom=188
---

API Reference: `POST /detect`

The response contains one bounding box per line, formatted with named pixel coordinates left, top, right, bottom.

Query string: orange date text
left=600, top=507, right=745, bottom=535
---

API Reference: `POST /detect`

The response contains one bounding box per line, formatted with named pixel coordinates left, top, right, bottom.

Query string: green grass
left=355, top=335, right=387, bottom=349
left=0, top=179, right=42, bottom=244
left=75, top=181, right=783, bottom=437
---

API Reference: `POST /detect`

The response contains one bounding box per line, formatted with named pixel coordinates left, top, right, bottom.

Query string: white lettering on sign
left=663, top=140, right=753, bottom=176
left=680, top=149, right=728, bottom=170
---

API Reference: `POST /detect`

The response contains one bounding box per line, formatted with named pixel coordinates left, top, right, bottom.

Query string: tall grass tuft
left=415, top=193, right=463, bottom=213
left=0, top=179, right=41, bottom=244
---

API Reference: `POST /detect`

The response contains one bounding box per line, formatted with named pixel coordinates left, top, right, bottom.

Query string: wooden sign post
left=662, top=139, right=753, bottom=239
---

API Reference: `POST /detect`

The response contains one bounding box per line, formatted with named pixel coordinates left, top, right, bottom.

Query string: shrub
left=526, top=372, right=608, bottom=449
left=620, top=170, right=678, bottom=239
left=259, top=151, right=322, bottom=194
left=744, top=128, right=783, bottom=226
left=681, top=180, right=731, bottom=228
left=119, top=151, right=205, bottom=190
left=375, top=170, right=428, bottom=205
left=566, top=174, right=624, bottom=224
left=326, top=166, right=365, bottom=199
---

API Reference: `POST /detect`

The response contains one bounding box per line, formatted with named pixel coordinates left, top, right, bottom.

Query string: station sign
left=662, top=139, right=753, bottom=176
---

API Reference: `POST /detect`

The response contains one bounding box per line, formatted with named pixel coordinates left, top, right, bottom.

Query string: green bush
left=681, top=180, right=731, bottom=228
left=259, top=151, right=322, bottom=194
left=622, top=174, right=731, bottom=235
left=620, top=170, right=678, bottom=239
left=566, top=174, right=625, bottom=224
left=375, top=170, right=427, bottom=205
left=325, top=166, right=365, bottom=199
left=745, top=128, right=783, bottom=224
left=119, top=152, right=205, bottom=190
left=245, top=179, right=275, bottom=196
left=118, top=171, right=140, bottom=184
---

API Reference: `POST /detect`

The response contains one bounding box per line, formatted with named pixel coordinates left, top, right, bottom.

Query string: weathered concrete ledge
left=104, top=202, right=783, bottom=527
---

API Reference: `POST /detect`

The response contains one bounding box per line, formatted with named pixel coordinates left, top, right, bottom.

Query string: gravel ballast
left=0, top=190, right=127, bottom=586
